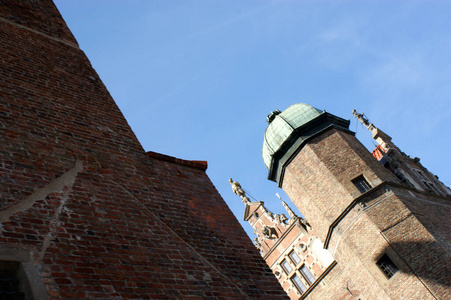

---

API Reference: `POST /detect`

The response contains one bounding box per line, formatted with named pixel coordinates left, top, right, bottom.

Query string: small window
left=300, top=265, right=315, bottom=285
left=415, top=169, right=427, bottom=181
left=291, top=274, right=307, bottom=293
left=422, top=181, right=442, bottom=196
left=376, top=254, right=398, bottom=279
left=281, top=259, right=293, bottom=274
left=289, top=251, right=301, bottom=266
left=0, top=261, right=25, bottom=299
left=352, top=175, right=371, bottom=193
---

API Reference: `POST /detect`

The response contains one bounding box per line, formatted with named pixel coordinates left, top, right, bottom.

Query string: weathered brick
left=0, top=1, right=287, bottom=299
left=282, top=128, right=451, bottom=299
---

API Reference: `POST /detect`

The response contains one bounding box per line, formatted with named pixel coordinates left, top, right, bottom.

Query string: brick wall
left=0, top=1, right=287, bottom=299
left=281, top=128, right=450, bottom=299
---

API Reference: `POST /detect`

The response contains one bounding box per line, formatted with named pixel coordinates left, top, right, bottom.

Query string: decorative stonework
left=253, top=238, right=262, bottom=250
left=229, top=178, right=335, bottom=299
left=275, top=213, right=288, bottom=225
left=299, top=243, right=307, bottom=252
left=262, top=226, right=277, bottom=239
left=353, top=109, right=451, bottom=197
left=229, top=178, right=251, bottom=204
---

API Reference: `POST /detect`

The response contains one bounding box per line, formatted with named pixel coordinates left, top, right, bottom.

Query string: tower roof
left=262, top=103, right=324, bottom=169
left=262, top=103, right=351, bottom=186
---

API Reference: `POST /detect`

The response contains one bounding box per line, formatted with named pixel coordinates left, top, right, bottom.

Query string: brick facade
left=231, top=181, right=335, bottom=300
left=263, top=105, right=451, bottom=299
left=0, top=1, right=287, bottom=299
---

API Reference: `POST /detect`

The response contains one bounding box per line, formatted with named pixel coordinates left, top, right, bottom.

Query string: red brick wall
left=0, top=1, right=287, bottom=299
left=282, top=128, right=450, bottom=299
left=0, top=1, right=77, bottom=44
left=363, top=186, right=451, bottom=298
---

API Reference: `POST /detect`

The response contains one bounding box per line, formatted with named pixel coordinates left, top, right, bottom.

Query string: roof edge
left=146, top=151, right=208, bottom=171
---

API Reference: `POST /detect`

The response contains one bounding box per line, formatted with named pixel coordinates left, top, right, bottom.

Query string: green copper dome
left=262, top=103, right=351, bottom=186
left=262, top=103, right=324, bottom=169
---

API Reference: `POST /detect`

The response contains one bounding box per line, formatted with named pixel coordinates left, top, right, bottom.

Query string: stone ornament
left=229, top=178, right=250, bottom=204
left=299, top=243, right=308, bottom=252
left=262, top=226, right=277, bottom=239
left=275, top=213, right=288, bottom=225
left=253, top=238, right=262, bottom=250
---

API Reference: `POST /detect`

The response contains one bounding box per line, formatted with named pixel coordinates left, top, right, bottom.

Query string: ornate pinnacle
left=352, top=109, right=375, bottom=131
left=229, top=178, right=250, bottom=204
left=352, top=109, right=393, bottom=151
left=282, top=201, right=298, bottom=219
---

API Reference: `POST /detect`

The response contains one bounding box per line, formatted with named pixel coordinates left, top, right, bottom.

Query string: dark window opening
left=0, top=261, right=26, bottom=299
left=415, top=170, right=427, bottom=181
left=422, top=181, right=442, bottom=196
left=383, top=162, right=396, bottom=175
left=376, top=254, right=398, bottom=279
left=415, top=169, right=442, bottom=195
left=352, top=175, right=371, bottom=193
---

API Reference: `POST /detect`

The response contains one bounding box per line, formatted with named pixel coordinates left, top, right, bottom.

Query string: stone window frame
left=376, top=253, right=399, bottom=279
left=299, top=264, right=315, bottom=285
left=423, top=181, right=442, bottom=195
left=369, top=247, right=405, bottom=285
left=0, top=247, right=48, bottom=300
left=280, top=259, right=293, bottom=274
left=413, top=169, right=442, bottom=195
left=414, top=169, right=428, bottom=181
left=352, top=175, right=372, bottom=194
left=288, top=250, right=301, bottom=266
left=291, top=273, right=307, bottom=294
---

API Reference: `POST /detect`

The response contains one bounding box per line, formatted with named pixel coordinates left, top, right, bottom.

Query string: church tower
left=262, top=104, right=451, bottom=299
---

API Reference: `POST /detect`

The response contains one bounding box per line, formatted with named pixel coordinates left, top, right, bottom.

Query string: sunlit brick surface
left=281, top=128, right=451, bottom=299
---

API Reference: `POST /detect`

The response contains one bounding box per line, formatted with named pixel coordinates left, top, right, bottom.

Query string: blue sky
left=54, top=0, right=451, bottom=237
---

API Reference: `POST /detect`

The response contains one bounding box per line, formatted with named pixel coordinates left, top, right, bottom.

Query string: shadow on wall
left=377, top=241, right=451, bottom=291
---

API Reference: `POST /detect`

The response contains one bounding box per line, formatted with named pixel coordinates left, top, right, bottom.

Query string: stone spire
left=282, top=201, right=297, bottom=219
left=352, top=109, right=394, bottom=152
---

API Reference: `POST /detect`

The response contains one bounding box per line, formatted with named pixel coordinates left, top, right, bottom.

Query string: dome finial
left=266, top=109, right=281, bottom=124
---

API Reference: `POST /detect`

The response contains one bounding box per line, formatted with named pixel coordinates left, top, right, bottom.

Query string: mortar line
left=0, top=16, right=79, bottom=49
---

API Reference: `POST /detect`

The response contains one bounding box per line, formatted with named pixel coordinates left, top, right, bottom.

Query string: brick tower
left=0, top=1, right=287, bottom=299
left=262, top=103, right=451, bottom=299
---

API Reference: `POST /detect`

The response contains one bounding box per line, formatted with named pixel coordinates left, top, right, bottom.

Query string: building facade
left=230, top=179, right=335, bottom=300
left=0, top=1, right=287, bottom=299
left=258, top=103, right=451, bottom=299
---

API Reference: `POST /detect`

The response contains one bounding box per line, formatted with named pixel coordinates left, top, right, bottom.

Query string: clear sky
left=54, top=0, right=451, bottom=238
